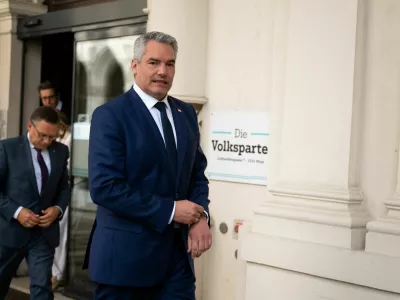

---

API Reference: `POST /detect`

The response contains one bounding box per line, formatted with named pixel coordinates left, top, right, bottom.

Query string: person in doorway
left=39, top=81, right=72, bottom=291
left=84, top=31, right=212, bottom=299
left=38, top=81, right=70, bottom=121
left=0, top=106, right=70, bottom=299
left=51, top=111, right=72, bottom=291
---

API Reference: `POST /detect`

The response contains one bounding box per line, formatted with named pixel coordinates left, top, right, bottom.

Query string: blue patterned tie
left=154, top=102, right=177, bottom=178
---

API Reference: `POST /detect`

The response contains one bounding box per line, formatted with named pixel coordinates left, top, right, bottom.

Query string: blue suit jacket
left=0, top=135, right=70, bottom=248
left=86, top=88, right=210, bottom=287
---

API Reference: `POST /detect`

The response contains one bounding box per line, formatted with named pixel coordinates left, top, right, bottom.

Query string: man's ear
left=131, top=59, right=138, bottom=77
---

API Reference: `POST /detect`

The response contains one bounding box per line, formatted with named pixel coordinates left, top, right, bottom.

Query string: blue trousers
left=94, top=230, right=195, bottom=300
left=0, top=231, right=55, bottom=300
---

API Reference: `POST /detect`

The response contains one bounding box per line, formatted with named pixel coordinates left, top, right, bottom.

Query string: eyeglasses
left=41, top=94, right=57, bottom=101
left=31, top=121, right=57, bottom=141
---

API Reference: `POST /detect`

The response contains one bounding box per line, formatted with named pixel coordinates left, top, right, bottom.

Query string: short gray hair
left=133, top=31, right=178, bottom=62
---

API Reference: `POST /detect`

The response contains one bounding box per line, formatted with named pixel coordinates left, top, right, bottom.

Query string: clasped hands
left=173, top=200, right=212, bottom=259
left=17, top=207, right=60, bottom=228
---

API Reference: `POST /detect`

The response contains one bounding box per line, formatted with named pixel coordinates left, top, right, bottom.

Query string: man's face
left=131, top=40, right=176, bottom=100
left=40, top=88, right=58, bottom=109
left=28, top=120, right=59, bottom=150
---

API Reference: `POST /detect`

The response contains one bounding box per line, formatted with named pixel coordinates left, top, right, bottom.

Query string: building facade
left=1, top=0, right=399, bottom=299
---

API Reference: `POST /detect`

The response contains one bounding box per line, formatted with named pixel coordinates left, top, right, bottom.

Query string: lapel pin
left=178, top=108, right=182, bottom=113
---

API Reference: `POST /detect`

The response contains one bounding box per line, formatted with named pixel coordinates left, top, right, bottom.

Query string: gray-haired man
left=84, top=31, right=212, bottom=299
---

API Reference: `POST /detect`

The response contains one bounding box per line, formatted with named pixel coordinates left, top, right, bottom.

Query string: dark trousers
left=0, top=230, right=55, bottom=300
left=94, top=230, right=195, bottom=300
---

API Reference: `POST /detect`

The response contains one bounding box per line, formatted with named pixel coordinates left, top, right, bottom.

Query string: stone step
left=9, top=277, right=74, bottom=300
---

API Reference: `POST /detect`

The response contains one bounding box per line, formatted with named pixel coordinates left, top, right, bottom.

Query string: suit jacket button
left=175, top=193, right=179, bottom=199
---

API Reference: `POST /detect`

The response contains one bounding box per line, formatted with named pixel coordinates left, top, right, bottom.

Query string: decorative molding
left=268, top=184, right=364, bottom=204
left=170, top=94, right=208, bottom=105
left=241, top=231, right=400, bottom=294
left=44, top=0, right=115, bottom=12
left=255, top=202, right=370, bottom=229
left=0, top=0, right=47, bottom=18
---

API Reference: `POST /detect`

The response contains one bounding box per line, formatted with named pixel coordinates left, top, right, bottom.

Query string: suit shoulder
left=169, top=96, right=197, bottom=116
left=52, top=141, right=68, bottom=153
left=169, top=96, right=193, bottom=110
left=0, top=136, right=24, bottom=148
left=93, top=91, right=131, bottom=115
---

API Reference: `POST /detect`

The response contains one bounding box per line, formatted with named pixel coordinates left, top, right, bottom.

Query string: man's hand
left=38, top=207, right=60, bottom=228
left=173, top=200, right=204, bottom=225
left=17, top=208, right=40, bottom=228
left=188, top=217, right=212, bottom=258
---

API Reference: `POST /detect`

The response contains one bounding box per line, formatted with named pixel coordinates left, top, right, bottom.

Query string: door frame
left=64, top=24, right=146, bottom=299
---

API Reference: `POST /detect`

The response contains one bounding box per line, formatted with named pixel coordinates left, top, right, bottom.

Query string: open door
left=64, top=27, right=143, bottom=299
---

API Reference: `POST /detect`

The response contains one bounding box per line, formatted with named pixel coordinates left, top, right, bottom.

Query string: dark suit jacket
left=86, top=88, right=210, bottom=287
left=0, top=135, right=70, bottom=248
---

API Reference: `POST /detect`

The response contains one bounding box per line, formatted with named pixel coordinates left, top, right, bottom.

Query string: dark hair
left=38, top=80, right=57, bottom=94
left=30, top=106, right=60, bottom=125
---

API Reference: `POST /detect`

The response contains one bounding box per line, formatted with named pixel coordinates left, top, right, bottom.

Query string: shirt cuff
left=13, top=206, right=23, bottom=219
left=203, top=210, right=209, bottom=223
left=168, top=202, right=176, bottom=224
left=55, top=206, right=63, bottom=218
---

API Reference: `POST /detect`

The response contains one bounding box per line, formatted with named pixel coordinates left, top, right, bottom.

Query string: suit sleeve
left=187, top=106, right=210, bottom=218
left=0, top=142, right=19, bottom=221
left=88, top=106, right=174, bottom=233
left=54, top=146, right=70, bottom=219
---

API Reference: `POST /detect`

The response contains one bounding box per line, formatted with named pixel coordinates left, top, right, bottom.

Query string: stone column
left=244, top=0, right=370, bottom=251
left=0, top=0, right=46, bottom=139
left=366, top=139, right=400, bottom=257
left=146, top=0, right=208, bottom=106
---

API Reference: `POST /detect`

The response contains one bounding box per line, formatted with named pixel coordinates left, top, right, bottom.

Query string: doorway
left=63, top=29, right=141, bottom=299
left=41, top=32, right=74, bottom=121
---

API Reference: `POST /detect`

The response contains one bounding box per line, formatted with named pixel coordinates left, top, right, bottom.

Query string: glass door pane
left=66, top=34, right=138, bottom=298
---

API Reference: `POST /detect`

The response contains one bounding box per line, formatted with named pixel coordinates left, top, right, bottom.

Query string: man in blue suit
left=0, top=106, right=70, bottom=299
left=86, top=31, right=212, bottom=299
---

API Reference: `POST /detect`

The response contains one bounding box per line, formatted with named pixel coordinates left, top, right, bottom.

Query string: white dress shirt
left=134, top=84, right=208, bottom=224
left=134, top=84, right=177, bottom=224
left=56, top=100, right=63, bottom=111
left=13, top=133, right=62, bottom=219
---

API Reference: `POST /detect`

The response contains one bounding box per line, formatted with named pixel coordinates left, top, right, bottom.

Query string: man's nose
left=157, top=64, right=167, bottom=76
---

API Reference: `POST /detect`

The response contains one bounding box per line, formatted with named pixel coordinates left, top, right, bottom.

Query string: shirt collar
left=133, top=84, right=171, bottom=112
left=56, top=100, right=63, bottom=111
left=27, top=132, right=35, bottom=149
left=27, top=132, right=49, bottom=152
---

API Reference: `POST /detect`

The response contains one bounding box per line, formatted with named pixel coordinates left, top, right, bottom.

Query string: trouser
left=0, top=230, right=55, bottom=300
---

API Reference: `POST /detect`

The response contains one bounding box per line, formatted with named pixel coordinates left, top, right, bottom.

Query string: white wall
left=201, top=1, right=275, bottom=299
left=147, top=0, right=400, bottom=299
left=245, top=263, right=400, bottom=300
left=241, top=0, right=400, bottom=299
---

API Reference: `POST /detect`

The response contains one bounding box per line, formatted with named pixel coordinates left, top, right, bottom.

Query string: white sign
left=207, top=112, right=269, bottom=185
left=73, top=122, right=91, bottom=140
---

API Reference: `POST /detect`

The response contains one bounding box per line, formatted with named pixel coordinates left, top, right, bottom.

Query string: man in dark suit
left=0, top=106, right=70, bottom=299
left=38, top=81, right=70, bottom=122
left=86, top=31, right=212, bottom=299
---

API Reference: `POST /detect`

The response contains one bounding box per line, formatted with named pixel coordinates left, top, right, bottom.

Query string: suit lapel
left=128, top=89, right=174, bottom=185
left=168, top=98, right=188, bottom=186
left=23, top=135, right=40, bottom=195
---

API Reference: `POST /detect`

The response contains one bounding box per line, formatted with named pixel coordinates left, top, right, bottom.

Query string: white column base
left=241, top=229, right=400, bottom=296
left=253, top=185, right=370, bottom=249
left=366, top=198, right=400, bottom=257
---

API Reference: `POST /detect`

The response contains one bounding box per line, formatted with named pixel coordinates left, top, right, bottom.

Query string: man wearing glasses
left=0, top=106, right=70, bottom=299
left=38, top=80, right=71, bottom=290
left=38, top=81, right=70, bottom=122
